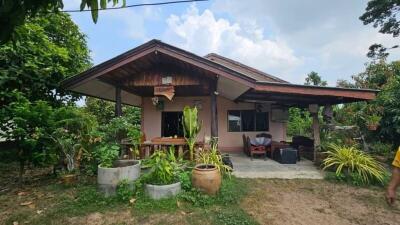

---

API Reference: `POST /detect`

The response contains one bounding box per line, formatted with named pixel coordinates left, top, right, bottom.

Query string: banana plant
left=182, top=106, right=202, bottom=161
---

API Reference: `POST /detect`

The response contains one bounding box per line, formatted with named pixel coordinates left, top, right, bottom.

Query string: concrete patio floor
left=229, top=153, right=324, bottom=179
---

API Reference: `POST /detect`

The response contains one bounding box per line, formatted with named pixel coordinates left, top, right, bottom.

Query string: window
left=228, top=110, right=269, bottom=132
left=227, top=110, right=241, bottom=132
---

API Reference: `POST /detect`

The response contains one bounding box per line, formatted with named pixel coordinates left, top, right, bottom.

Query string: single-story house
left=62, top=39, right=376, bottom=156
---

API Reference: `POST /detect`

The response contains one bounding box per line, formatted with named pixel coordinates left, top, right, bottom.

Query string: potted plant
left=192, top=137, right=232, bottom=195
left=366, top=114, right=381, bottom=131
left=96, top=143, right=141, bottom=196
left=182, top=106, right=202, bottom=161
left=143, top=149, right=182, bottom=199
left=52, top=128, right=82, bottom=185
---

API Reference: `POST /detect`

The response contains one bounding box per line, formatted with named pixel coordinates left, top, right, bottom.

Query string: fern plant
left=322, top=144, right=386, bottom=184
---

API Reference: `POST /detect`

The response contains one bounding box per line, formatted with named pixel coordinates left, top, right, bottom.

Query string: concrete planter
left=145, top=182, right=181, bottom=200
left=97, top=159, right=140, bottom=196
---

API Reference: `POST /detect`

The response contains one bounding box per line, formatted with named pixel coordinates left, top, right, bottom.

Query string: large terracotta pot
left=192, top=164, right=221, bottom=195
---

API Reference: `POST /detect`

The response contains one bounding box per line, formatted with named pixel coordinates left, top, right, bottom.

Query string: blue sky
left=64, top=0, right=400, bottom=85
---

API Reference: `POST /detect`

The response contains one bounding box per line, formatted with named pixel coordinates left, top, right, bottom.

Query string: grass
left=0, top=165, right=257, bottom=225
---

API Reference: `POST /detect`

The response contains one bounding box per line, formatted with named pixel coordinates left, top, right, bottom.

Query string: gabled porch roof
left=61, top=39, right=377, bottom=107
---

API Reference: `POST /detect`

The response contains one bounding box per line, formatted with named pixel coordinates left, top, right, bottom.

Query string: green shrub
left=116, top=179, right=134, bottom=202
left=94, top=143, right=120, bottom=168
left=178, top=170, right=192, bottom=191
left=141, top=150, right=182, bottom=185
left=323, top=144, right=386, bottom=185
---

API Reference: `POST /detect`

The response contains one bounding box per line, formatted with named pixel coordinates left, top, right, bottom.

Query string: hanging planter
left=367, top=124, right=378, bottom=131
left=366, top=114, right=381, bottom=131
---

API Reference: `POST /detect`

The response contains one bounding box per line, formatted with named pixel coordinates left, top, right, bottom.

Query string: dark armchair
left=291, top=136, right=314, bottom=161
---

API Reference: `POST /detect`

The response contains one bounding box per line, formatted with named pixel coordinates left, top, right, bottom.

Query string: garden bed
left=1, top=162, right=400, bottom=225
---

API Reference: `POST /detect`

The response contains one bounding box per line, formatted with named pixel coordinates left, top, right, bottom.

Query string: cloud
left=212, top=0, right=400, bottom=84
left=163, top=5, right=302, bottom=80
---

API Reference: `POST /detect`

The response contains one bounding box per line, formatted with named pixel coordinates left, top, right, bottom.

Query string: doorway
left=161, top=111, right=183, bottom=137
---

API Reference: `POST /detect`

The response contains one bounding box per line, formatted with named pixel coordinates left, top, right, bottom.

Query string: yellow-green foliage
left=323, top=144, right=386, bottom=184
left=196, top=138, right=232, bottom=175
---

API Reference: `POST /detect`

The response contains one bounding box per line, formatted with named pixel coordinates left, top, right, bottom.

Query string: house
left=62, top=39, right=376, bottom=155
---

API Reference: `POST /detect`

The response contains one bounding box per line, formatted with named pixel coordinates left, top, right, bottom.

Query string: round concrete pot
left=192, top=164, right=221, bottom=195
left=97, top=159, right=140, bottom=196
left=145, top=182, right=181, bottom=200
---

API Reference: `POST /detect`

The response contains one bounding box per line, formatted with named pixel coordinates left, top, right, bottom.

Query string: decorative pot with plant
left=366, top=114, right=381, bottom=131
left=142, top=148, right=182, bottom=199
left=182, top=106, right=202, bottom=161
left=192, top=137, right=231, bottom=195
left=95, top=143, right=141, bottom=196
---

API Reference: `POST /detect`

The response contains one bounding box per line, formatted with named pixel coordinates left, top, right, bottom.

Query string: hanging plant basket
left=367, top=124, right=378, bottom=131
left=61, top=174, right=77, bottom=185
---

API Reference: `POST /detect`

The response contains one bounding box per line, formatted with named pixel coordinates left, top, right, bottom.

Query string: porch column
left=115, top=86, right=122, bottom=117
left=309, top=104, right=320, bottom=162
left=211, top=78, right=218, bottom=138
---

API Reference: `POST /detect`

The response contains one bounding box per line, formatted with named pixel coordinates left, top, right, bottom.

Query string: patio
left=229, top=153, right=324, bottom=179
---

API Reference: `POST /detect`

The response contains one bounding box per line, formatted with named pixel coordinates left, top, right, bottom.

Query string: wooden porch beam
left=309, top=104, right=320, bottom=162
left=210, top=78, right=218, bottom=138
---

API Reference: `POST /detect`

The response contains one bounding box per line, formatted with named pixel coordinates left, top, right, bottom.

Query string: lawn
left=1, top=163, right=400, bottom=225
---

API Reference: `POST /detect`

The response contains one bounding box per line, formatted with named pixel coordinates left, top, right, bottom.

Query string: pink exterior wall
left=142, top=96, right=211, bottom=141
left=142, top=96, right=287, bottom=152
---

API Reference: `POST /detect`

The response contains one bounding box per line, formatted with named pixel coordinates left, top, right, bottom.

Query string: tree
left=84, top=97, right=141, bottom=126
left=360, top=0, right=400, bottom=59
left=0, top=12, right=90, bottom=109
left=0, top=0, right=126, bottom=43
left=304, top=71, right=327, bottom=86
left=334, top=61, right=400, bottom=149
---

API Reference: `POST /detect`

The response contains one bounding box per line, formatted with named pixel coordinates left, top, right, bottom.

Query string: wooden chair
left=246, top=136, right=266, bottom=160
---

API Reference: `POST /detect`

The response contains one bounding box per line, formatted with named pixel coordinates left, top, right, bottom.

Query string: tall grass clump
left=323, top=144, right=386, bottom=185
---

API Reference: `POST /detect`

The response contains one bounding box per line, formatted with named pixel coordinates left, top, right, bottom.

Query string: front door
left=161, top=111, right=183, bottom=137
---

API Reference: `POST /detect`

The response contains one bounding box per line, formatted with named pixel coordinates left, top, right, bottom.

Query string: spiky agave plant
left=182, top=106, right=202, bottom=161
left=322, top=144, right=386, bottom=184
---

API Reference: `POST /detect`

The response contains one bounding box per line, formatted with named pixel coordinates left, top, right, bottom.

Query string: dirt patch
left=241, top=179, right=400, bottom=225
left=67, top=211, right=135, bottom=225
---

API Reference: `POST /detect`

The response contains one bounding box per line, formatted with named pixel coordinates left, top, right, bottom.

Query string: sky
left=64, top=0, right=400, bottom=85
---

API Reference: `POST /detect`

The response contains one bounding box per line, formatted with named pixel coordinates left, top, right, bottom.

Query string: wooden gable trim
left=155, top=46, right=255, bottom=88
left=254, top=82, right=377, bottom=100
left=62, top=39, right=256, bottom=90
left=63, top=46, right=157, bottom=89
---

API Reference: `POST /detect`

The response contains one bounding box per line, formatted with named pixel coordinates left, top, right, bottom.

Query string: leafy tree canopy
left=360, top=0, right=400, bottom=37
left=334, top=61, right=400, bottom=148
left=360, top=0, right=400, bottom=59
left=0, top=0, right=126, bottom=43
left=84, top=97, right=141, bottom=126
left=0, top=12, right=91, bottom=108
left=304, top=71, right=327, bottom=86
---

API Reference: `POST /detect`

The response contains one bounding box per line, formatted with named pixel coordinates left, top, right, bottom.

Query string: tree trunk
left=19, top=159, right=25, bottom=186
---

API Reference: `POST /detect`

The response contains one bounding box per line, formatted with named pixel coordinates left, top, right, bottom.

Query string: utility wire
left=61, top=0, right=208, bottom=13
